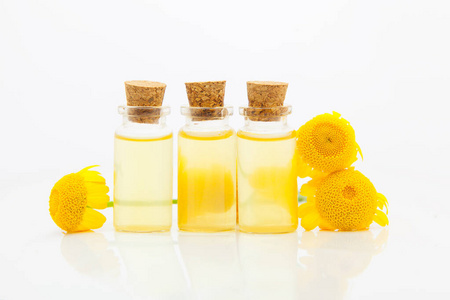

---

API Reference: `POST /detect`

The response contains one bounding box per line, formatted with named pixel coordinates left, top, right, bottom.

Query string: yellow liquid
left=178, top=129, right=236, bottom=232
left=114, top=133, right=173, bottom=232
left=237, top=130, right=298, bottom=233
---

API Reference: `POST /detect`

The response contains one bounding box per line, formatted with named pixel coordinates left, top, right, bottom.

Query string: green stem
left=298, top=193, right=307, bottom=203
left=107, top=199, right=178, bottom=207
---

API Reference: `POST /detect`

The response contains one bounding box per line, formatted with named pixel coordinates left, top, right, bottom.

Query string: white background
left=1, top=0, right=449, bottom=299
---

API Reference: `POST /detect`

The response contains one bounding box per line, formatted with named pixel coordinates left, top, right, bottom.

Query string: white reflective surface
left=0, top=176, right=448, bottom=299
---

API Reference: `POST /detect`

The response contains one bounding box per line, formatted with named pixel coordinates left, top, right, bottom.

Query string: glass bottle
left=114, top=106, right=173, bottom=232
left=178, top=107, right=236, bottom=232
left=237, top=106, right=298, bottom=233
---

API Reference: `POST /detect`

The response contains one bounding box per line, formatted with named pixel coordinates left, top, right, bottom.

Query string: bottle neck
left=180, top=106, right=233, bottom=133
left=118, top=106, right=170, bottom=127
left=238, top=105, right=293, bottom=135
left=242, top=116, right=291, bottom=133
left=122, top=115, right=167, bottom=127
left=183, top=117, right=231, bottom=132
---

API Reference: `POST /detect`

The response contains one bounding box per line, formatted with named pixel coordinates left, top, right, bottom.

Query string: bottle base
left=178, top=225, right=236, bottom=233
left=239, top=224, right=297, bottom=234
left=115, top=225, right=171, bottom=233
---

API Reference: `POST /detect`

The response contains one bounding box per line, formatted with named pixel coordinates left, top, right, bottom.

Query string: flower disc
left=315, top=169, right=377, bottom=230
left=296, top=112, right=361, bottom=178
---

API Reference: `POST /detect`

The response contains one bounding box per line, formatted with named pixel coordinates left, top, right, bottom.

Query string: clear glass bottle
left=178, top=107, right=236, bottom=232
left=237, top=106, right=298, bottom=233
left=114, top=106, right=173, bottom=232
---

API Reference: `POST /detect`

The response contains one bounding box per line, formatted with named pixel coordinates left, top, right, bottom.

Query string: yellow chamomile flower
left=298, top=168, right=388, bottom=231
left=296, top=112, right=362, bottom=178
left=49, top=166, right=110, bottom=233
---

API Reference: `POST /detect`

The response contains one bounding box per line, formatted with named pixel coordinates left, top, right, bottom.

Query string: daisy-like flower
left=298, top=168, right=388, bottom=231
left=49, top=166, right=110, bottom=233
left=296, top=112, right=362, bottom=178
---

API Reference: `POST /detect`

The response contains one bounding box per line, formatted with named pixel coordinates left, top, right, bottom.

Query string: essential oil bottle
left=178, top=81, right=236, bottom=232
left=114, top=81, right=173, bottom=232
left=237, top=81, right=298, bottom=234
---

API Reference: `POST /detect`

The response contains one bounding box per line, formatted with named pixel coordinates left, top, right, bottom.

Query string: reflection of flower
left=296, top=112, right=362, bottom=179
left=297, top=229, right=389, bottom=298
left=300, top=229, right=388, bottom=275
left=298, top=168, right=388, bottom=231
left=60, top=232, right=119, bottom=279
left=49, top=166, right=109, bottom=232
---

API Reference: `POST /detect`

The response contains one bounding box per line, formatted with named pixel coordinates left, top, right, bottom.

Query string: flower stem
left=106, top=199, right=178, bottom=207
left=298, top=193, right=307, bottom=203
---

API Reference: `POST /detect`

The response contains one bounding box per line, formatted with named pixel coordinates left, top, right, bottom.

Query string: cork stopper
left=246, top=81, right=289, bottom=121
left=124, top=80, right=166, bottom=123
left=185, top=81, right=226, bottom=120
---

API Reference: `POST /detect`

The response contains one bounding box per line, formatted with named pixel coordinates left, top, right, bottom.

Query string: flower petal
left=83, top=173, right=106, bottom=184
left=78, top=165, right=100, bottom=174
left=373, top=210, right=389, bottom=227
left=85, top=182, right=109, bottom=194
left=309, top=168, right=328, bottom=180
left=356, top=142, right=364, bottom=160
left=377, top=193, right=389, bottom=214
left=301, top=211, right=321, bottom=231
left=377, top=199, right=388, bottom=214
left=298, top=203, right=315, bottom=218
left=297, top=159, right=312, bottom=178
left=87, top=195, right=109, bottom=209
left=377, top=193, right=389, bottom=206
left=300, top=180, right=319, bottom=199
left=332, top=111, right=341, bottom=118
left=73, top=208, right=106, bottom=232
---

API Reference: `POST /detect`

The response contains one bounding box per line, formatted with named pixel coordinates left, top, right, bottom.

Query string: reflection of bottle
left=178, top=81, right=236, bottom=232
left=178, top=232, right=243, bottom=299
left=237, top=81, right=298, bottom=233
left=297, top=229, right=389, bottom=299
left=114, top=81, right=173, bottom=232
left=114, top=232, right=188, bottom=299
left=238, top=232, right=299, bottom=298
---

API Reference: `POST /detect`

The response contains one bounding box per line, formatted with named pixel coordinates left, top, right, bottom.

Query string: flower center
left=343, top=185, right=357, bottom=200
left=312, top=123, right=347, bottom=157
left=314, top=170, right=379, bottom=231
left=49, top=173, right=88, bottom=231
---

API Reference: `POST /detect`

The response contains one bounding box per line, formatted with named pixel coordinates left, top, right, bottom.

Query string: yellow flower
left=296, top=112, right=362, bottom=178
left=298, top=168, right=388, bottom=231
left=49, top=166, right=110, bottom=233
